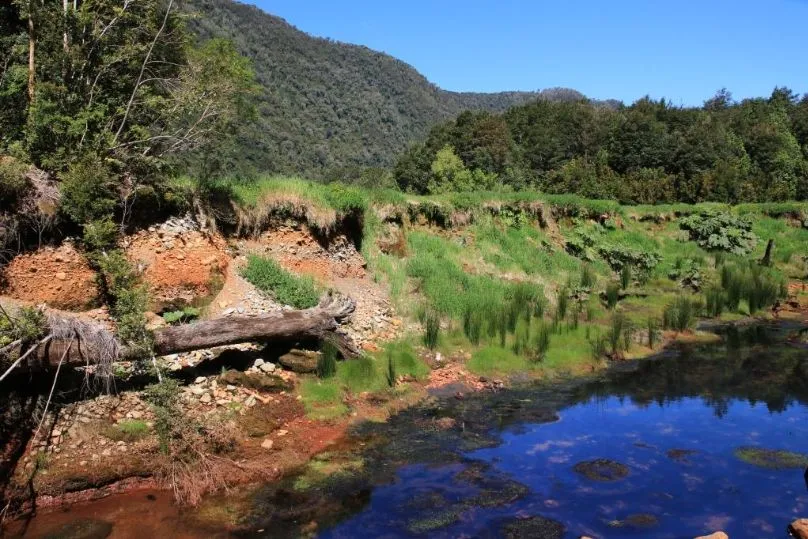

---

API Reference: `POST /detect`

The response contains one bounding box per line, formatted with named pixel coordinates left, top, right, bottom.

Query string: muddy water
left=10, top=322, right=808, bottom=538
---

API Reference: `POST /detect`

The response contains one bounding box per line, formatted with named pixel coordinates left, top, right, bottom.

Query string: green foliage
left=317, top=341, right=338, bottom=379
left=0, top=306, right=47, bottom=345
left=144, top=379, right=182, bottom=454
left=662, top=297, right=701, bottom=332
left=59, top=158, right=116, bottom=225
left=679, top=212, right=758, bottom=254
left=386, top=351, right=397, bottom=388
left=96, top=251, right=152, bottom=356
left=337, top=355, right=379, bottom=393
left=646, top=317, right=659, bottom=348
left=162, top=307, right=201, bottom=325
left=422, top=311, right=440, bottom=350
left=383, top=342, right=430, bottom=380
left=669, top=257, right=705, bottom=290
left=241, top=255, right=320, bottom=309
left=705, top=286, right=725, bottom=317
left=82, top=218, right=119, bottom=251
left=532, top=322, right=551, bottom=363
left=0, top=157, right=28, bottom=203
left=605, top=282, right=620, bottom=310
left=104, top=420, right=150, bottom=443
left=607, top=313, right=631, bottom=355
left=719, top=261, right=787, bottom=314
left=620, top=265, right=632, bottom=290
left=580, top=264, right=596, bottom=288
left=556, top=287, right=569, bottom=320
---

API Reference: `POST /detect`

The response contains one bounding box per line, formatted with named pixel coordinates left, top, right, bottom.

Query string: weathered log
left=7, top=292, right=358, bottom=373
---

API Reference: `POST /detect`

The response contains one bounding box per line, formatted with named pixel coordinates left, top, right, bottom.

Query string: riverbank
left=1, top=187, right=807, bottom=526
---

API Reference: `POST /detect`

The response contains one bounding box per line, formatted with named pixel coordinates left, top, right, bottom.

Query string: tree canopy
left=394, top=89, right=808, bottom=203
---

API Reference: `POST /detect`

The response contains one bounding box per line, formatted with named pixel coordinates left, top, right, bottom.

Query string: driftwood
left=3, top=292, right=357, bottom=374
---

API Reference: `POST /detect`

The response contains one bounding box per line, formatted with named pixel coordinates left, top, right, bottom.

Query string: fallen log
left=4, top=292, right=358, bottom=373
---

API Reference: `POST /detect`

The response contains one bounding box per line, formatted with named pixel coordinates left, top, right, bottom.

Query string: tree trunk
left=13, top=293, right=358, bottom=372
left=27, top=1, right=35, bottom=101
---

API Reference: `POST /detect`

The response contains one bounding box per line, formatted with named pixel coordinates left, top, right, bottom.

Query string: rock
left=276, top=429, right=288, bottom=437
left=259, top=362, right=276, bottom=374
left=261, top=438, right=274, bottom=450
left=194, top=376, right=206, bottom=385
left=219, top=370, right=290, bottom=392
left=199, top=393, right=212, bottom=404
left=434, top=417, right=456, bottom=430
left=101, top=448, right=112, bottom=457
left=190, top=386, right=205, bottom=396
left=253, top=358, right=265, bottom=368
left=789, top=519, right=808, bottom=539
left=245, top=395, right=257, bottom=407
left=573, top=459, right=630, bottom=481
left=278, top=349, right=321, bottom=373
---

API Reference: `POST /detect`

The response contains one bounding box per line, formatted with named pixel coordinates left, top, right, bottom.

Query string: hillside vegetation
left=184, top=0, right=607, bottom=178
left=394, top=89, right=808, bottom=203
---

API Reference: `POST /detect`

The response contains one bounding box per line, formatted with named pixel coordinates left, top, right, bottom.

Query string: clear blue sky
left=246, top=0, right=807, bottom=106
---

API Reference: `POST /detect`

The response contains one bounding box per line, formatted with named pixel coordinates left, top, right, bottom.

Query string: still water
left=13, top=323, right=808, bottom=538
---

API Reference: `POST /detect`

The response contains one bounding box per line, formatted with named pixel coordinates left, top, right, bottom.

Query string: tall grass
left=605, top=282, right=620, bottom=310
left=718, top=261, right=787, bottom=314
left=423, top=311, right=440, bottom=350
left=662, top=297, right=701, bottom=331
left=317, top=341, right=338, bottom=379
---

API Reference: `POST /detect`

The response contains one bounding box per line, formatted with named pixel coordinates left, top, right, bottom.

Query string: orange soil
left=0, top=243, right=100, bottom=311
left=125, top=230, right=230, bottom=310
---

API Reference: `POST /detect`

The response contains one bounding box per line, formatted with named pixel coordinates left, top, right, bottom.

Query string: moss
left=573, top=459, right=630, bottom=481
left=406, top=508, right=462, bottom=534
left=734, top=446, right=808, bottom=469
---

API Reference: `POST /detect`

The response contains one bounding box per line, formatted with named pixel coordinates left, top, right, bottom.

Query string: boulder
left=789, top=519, right=808, bottom=539
left=219, top=369, right=290, bottom=392
left=278, top=349, right=321, bottom=373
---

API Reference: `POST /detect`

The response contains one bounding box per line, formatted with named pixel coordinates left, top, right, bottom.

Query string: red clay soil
left=125, top=230, right=230, bottom=311
left=0, top=243, right=100, bottom=311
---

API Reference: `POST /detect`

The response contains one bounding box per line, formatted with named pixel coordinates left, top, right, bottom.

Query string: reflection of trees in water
left=573, top=328, right=808, bottom=417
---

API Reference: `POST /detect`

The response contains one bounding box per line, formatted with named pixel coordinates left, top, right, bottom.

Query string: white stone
left=261, top=438, right=274, bottom=450
left=194, top=376, right=206, bottom=385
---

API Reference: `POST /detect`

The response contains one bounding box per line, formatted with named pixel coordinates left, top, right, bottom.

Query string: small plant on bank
left=580, top=264, right=596, bottom=289
left=317, top=340, right=338, bottom=379
left=162, top=307, right=202, bottom=325
left=705, top=286, right=725, bottom=317
left=423, top=310, right=440, bottom=349
left=241, top=254, right=320, bottom=309
left=556, top=287, right=569, bottom=320
left=607, top=313, right=630, bottom=356
left=104, top=419, right=150, bottom=443
left=386, top=350, right=397, bottom=387
left=620, top=265, right=632, bottom=290
left=605, top=282, right=620, bottom=310
left=532, top=322, right=551, bottom=362
left=647, top=317, right=659, bottom=349
left=662, top=297, right=701, bottom=332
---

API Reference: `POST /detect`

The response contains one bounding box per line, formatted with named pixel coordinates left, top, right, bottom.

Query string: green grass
left=467, top=345, right=535, bottom=376
left=241, top=254, right=320, bottom=309
left=299, top=379, right=348, bottom=420
left=104, top=419, right=149, bottom=442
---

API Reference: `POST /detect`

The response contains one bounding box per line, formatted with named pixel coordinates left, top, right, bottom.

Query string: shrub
left=241, top=255, right=320, bottom=309
left=719, top=262, right=787, bottom=314
left=669, top=257, right=704, bottom=290
left=598, top=244, right=660, bottom=272
left=662, top=297, right=701, bottom=332
left=679, top=211, right=757, bottom=254
left=607, top=313, right=630, bottom=355
left=0, top=157, right=28, bottom=204
left=59, top=157, right=117, bottom=224
left=705, top=286, right=725, bottom=317
left=317, top=341, right=338, bottom=379
left=82, top=218, right=119, bottom=251
left=423, top=311, right=440, bottom=350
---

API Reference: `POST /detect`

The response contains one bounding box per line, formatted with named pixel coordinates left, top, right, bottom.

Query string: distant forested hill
left=184, top=0, right=604, bottom=178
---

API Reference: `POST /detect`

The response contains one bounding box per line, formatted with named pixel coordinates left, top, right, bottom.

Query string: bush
left=241, top=255, right=320, bottom=309
left=705, top=286, right=725, bottom=317
left=679, top=211, right=757, bottom=254
left=669, top=257, right=704, bottom=290
left=532, top=322, right=551, bottom=362
left=59, top=158, right=117, bottom=224
left=0, top=157, right=28, bottom=204
left=82, top=218, right=119, bottom=251
left=556, top=287, right=569, bottom=320
left=719, top=262, right=787, bottom=314
left=162, top=307, right=201, bottom=325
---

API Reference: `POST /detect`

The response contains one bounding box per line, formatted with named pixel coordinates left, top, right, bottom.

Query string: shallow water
left=11, top=322, right=808, bottom=538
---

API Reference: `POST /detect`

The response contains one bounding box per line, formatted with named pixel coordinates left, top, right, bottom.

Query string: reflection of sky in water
left=322, top=396, right=808, bottom=538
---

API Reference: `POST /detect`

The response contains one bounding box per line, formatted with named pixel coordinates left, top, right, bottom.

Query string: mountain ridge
left=185, top=0, right=611, bottom=177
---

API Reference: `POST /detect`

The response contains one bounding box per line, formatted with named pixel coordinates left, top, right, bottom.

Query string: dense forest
left=394, top=89, right=808, bottom=203
left=183, top=0, right=615, bottom=180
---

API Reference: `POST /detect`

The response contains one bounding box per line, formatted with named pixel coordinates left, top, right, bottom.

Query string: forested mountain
left=184, top=0, right=606, bottom=178
left=394, top=89, right=808, bottom=203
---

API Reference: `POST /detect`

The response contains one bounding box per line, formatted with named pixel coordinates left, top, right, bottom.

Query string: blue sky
left=246, top=0, right=807, bottom=106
